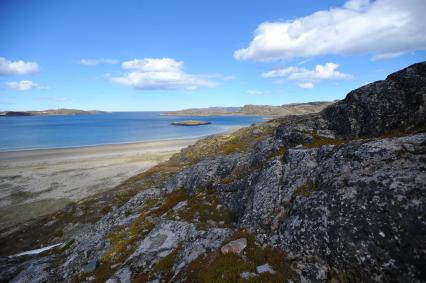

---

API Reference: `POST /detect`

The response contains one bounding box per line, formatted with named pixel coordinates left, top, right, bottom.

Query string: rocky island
left=171, top=120, right=211, bottom=126
left=0, top=108, right=107, bottom=117
left=0, top=62, right=425, bottom=282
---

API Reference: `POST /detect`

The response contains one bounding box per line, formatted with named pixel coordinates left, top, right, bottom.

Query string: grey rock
left=256, top=263, right=276, bottom=274
left=220, top=238, right=247, bottom=255
left=106, top=267, right=132, bottom=283
left=124, top=220, right=231, bottom=281
left=10, top=259, right=50, bottom=283
left=129, top=221, right=196, bottom=259
left=82, top=259, right=98, bottom=273
left=240, top=271, right=257, bottom=279
left=322, top=62, right=426, bottom=138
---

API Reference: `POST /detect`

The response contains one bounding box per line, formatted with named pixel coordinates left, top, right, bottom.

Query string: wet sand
left=0, top=138, right=197, bottom=229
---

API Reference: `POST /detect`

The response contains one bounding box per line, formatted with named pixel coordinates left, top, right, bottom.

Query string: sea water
left=0, top=112, right=264, bottom=151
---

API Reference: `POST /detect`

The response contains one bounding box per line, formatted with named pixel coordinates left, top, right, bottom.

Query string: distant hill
left=161, top=106, right=241, bottom=116
left=0, top=109, right=107, bottom=117
left=161, top=101, right=333, bottom=116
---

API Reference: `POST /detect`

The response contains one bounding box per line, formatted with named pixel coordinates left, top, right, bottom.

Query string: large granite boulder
left=322, top=62, right=426, bottom=138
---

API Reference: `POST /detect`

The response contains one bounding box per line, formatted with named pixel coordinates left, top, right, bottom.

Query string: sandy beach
left=0, top=138, right=197, bottom=229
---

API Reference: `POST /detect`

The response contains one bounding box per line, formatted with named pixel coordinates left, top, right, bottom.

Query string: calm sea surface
left=0, top=112, right=265, bottom=151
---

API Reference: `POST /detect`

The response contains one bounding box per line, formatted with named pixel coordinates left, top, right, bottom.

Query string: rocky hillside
left=161, top=102, right=332, bottom=117
left=0, top=62, right=425, bottom=282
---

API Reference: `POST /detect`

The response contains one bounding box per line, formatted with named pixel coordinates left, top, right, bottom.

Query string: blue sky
left=0, top=0, right=425, bottom=111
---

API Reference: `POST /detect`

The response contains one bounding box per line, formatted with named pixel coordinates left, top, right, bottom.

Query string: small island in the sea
left=171, top=120, right=211, bottom=126
left=0, top=108, right=107, bottom=117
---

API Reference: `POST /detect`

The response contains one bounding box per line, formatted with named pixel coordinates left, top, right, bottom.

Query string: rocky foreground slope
left=0, top=62, right=425, bottom=282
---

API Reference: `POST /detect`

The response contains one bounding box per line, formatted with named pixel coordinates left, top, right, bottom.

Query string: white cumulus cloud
left=80, top=58, right=119, bottom=66
left=262, top=63, right=351, bottom=88
left=234, top=0, right=426, bottom=61
left=110, top=58, right=216, bottom=90
left=6, top=80, right=48, bottom=91
left=263, top=63, right=351, bottom=80
left=121, top=58, right=182, bottom=72
left=0, top=57, right=39, bottom=76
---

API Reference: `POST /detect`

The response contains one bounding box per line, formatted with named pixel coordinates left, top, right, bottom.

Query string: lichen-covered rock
left=123, top=220, right=231, bottom=281
left=322, top=62, right=426, bottom=138
left=278, top=134, right=426, bottom=282
left=160, top=63, right=426, bottom=281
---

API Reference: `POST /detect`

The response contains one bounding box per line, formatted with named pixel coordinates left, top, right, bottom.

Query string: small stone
left=172, top=201, right=187, bottom=211
left=110, top=263, right=122, bottom=269
left=270, top=235, right=279, bottom=244
left=240, top=271, right=257, bottom=279
left=221, top=238, right=247, bottom=255
left=82, top=259, right=98, bottom=273
left=379, top=231, right=386, bottom=238
left=256, top=263, right=276, bottom=274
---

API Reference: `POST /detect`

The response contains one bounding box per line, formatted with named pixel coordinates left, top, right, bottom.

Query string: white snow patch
left=9, top=243, right=62, bottom=258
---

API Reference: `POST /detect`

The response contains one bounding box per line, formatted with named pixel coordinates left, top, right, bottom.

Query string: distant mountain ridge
left=0, top=108, right=107, bottom=117
left=161, top=101, right=333, bottom=116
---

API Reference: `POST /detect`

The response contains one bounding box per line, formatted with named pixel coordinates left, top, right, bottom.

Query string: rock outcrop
left=171, top=120, right=211, bottom=126
left=323, top=62, right=426, bottom=138
left=0, top=62, right=425, bottom=282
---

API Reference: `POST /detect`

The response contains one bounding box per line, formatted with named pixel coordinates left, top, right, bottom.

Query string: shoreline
left=0, top=136, right=203, bottom=154
left=0, top=126, right=245, bottom=154
left=0, top=138, right=199, bottom=229
left=0, top=127, right=243, bottom=229
left=0, top=138, right=200, bottom=164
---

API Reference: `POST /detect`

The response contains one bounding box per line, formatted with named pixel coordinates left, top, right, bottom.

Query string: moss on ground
left=171, top=122, right=280, bottom=165
left=155, top=249, right=178, bottom=273
left=190, top=253, right=256, bottom=283
left=153, top=249, right=179, bottom=280
left=304, top=133, right=345, bottom=148
left=267, top=146, right=287, bottom=160
left=293, top=183, right=318, bottom=197
left=86, top=216, right=154, bottom=283
left=150, top=189, right=188, bottom=217
left=186, top=230, right=296, bottom=283
left=170, top=190, right=236, bottom=229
